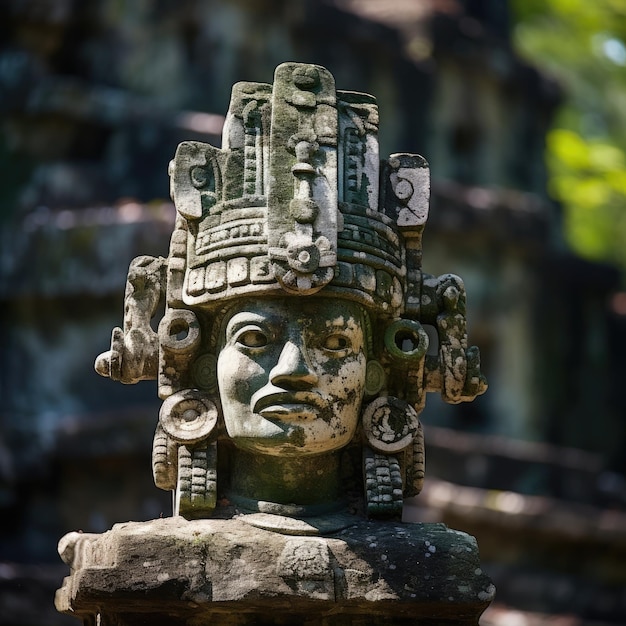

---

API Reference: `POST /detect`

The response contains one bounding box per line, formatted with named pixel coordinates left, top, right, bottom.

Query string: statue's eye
left=323, top=334, right=351, bottom=351
left=237, top=330, right=268, bottom=348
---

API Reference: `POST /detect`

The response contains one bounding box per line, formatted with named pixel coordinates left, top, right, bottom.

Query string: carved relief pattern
left=267, top=64, right=338, bottom=295
left=176, top=441, right=217, bottom=518
left=363, top=446, right=403, bottom=517
left=243, top=100, right=263, bottom=197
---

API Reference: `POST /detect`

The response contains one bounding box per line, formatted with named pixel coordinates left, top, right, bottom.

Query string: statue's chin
left=230, top=430, right=351, bottom=457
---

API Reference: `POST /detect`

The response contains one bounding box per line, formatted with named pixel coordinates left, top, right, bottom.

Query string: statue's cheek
left=217, top=349, right=267, bottom=401
left=321, top=355, right=367, bottom=399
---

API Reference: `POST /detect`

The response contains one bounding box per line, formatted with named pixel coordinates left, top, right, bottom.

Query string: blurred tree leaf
left=512, top=0, right=626, bottom=279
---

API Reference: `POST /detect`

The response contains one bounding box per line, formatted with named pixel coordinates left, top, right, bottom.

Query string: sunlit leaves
left=511, top=0, right=626, bottom=281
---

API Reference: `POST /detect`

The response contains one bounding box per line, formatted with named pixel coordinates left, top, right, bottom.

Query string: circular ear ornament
left=159, top=389, right=218, bottom=444
left=363, top=396, right=420, bottom=453
left=364, top=360, right=386, bottom=397
left=159, top=309, right=201, bottom=353
left=384, top=319, right=429, bottom=363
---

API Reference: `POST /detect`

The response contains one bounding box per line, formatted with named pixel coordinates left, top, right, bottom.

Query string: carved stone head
left=95, top=63, right=486, bottom=523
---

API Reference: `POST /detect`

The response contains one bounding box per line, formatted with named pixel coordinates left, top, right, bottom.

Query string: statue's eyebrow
left=224, top=311, right=279, bottom=339
left=322, top=314, right=360, bottom=330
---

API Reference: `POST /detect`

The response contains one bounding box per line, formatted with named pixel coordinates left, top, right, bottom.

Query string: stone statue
left=57, top=63, right=493, bottom=625
left=94, top=62, right=486, bottom=525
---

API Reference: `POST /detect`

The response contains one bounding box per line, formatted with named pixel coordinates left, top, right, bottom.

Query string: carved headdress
left=170, top=63, right=417, bottom=315
left=96, top=63, right=486, bottom=520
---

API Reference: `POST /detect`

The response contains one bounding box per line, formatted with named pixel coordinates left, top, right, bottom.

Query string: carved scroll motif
left=94, top=255, right=165, bottom=384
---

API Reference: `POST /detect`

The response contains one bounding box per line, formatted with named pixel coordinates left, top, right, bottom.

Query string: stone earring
left=153, top=389, right=220, bottom=518
left=362, top=396, right=420, bottom=454
left=361, top=396, right=422, bottom=518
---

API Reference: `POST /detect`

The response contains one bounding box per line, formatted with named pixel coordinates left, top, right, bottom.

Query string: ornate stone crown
left=169, top=62, right=429, bottom=317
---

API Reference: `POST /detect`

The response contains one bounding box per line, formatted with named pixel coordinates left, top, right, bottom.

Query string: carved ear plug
left=158, top=389, right=220, bottom=518
left=383, top=318, right=429, bottom=364
left=159, top=309, right=201, bottom=354
left=159, top=389, right=218, bottom=444
left=362, top=396, right=420, bottom=453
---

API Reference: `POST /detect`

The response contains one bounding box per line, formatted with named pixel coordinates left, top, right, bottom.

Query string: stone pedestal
left=55, top=517, right=494, bottom=625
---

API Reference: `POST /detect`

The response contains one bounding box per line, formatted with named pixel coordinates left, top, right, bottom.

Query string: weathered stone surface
left=56, top=517, right=494, bottom=625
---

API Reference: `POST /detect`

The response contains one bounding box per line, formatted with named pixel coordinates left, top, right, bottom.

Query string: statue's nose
left=269, top=340, right=318, bottom=389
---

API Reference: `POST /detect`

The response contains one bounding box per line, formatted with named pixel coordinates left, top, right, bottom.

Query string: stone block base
left=55, top=517, right=494, bottom=625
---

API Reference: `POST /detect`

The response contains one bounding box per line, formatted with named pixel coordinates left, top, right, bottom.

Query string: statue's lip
left=258, top=403, right=319, bottom=421
left=252, top=391, right=326, bottom=416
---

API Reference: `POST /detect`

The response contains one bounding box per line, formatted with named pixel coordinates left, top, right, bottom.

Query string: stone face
left=55, top=518, right=494, bottom=625
left=217, top=298, right=367, bottom=457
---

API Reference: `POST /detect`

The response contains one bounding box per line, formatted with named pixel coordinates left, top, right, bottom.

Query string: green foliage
left=512, top=0, right=626, bottom=277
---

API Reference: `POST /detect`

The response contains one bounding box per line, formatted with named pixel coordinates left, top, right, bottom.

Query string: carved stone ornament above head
left=94, top=62, right=487, bottom=527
